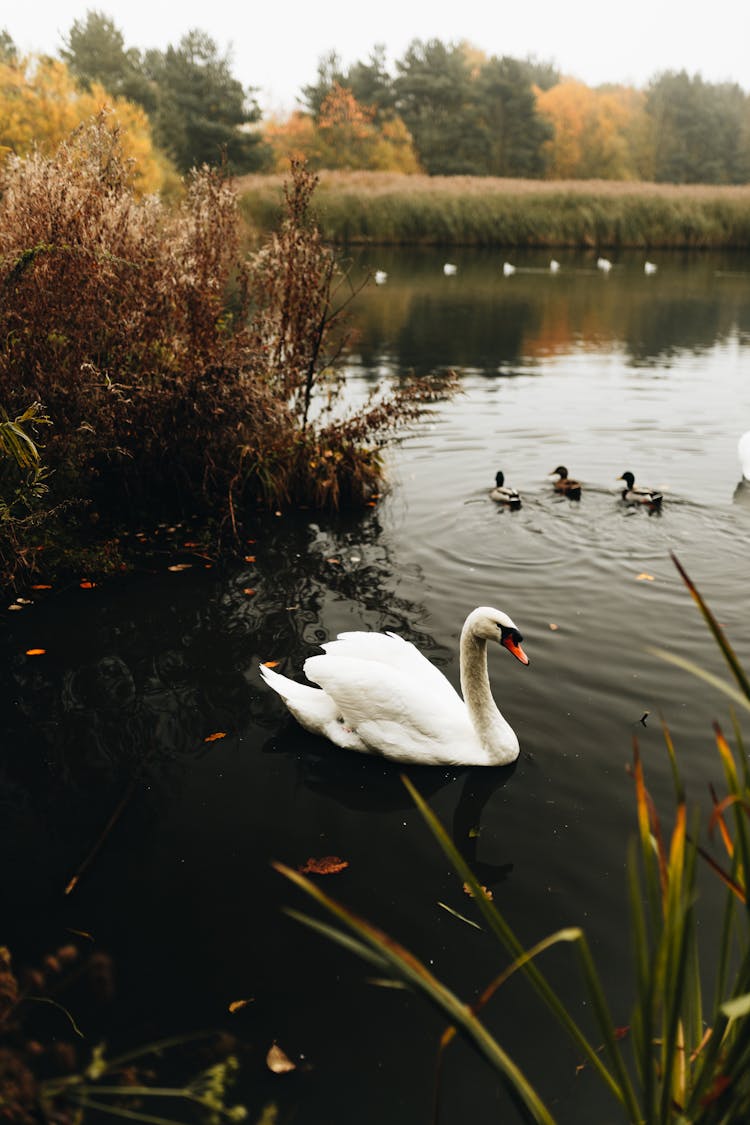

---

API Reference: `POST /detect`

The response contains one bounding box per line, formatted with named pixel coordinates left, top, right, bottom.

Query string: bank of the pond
left=237, top=171, right=750, bottom=249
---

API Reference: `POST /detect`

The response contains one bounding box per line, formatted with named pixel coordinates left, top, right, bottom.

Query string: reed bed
left=237, top=172, right=750, bottom=249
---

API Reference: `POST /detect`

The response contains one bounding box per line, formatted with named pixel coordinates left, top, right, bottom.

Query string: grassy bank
left=236, top=171, right=750, bottom=249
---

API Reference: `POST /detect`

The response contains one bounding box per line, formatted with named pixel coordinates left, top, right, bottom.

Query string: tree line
left=1, top=13, right=749, bottom=185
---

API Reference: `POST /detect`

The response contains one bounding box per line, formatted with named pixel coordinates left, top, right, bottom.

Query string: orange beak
left=502, top=635, right=529, bottom=665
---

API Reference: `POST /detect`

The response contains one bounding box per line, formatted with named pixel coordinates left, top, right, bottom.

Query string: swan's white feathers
left=317, top=629, right=460, bottom=698
left=304, top=653, right=472, bottom=762
left=739, top=432, right=750, bottom=480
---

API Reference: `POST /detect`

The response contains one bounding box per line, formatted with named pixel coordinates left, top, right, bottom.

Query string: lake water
left=3, top=247, right=750, bottom=1124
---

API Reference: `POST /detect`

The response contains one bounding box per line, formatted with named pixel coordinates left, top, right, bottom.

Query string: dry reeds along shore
left=236, top=171, right=750, bottom=249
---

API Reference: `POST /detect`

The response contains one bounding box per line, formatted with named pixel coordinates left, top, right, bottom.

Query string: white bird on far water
left=259, top=606, right=529, bottom=766
left=550, top=259, right=560, bottom=272
left=443, top=262, right=458, bottom=275
left=644, top=261, right=658, bottom=274
left=597, top=257, right=613, bottom=272
left=739, top=432, right=750, bottom=480
left=503, top=261, right=516, bottom=276
left=374, top=269, right=388, bottom=285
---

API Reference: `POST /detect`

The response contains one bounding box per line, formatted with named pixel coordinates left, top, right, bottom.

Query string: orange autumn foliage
left=536, top=80, right=647, bottom=180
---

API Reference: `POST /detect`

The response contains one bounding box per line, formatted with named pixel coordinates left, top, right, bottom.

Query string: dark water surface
left=3, top=248, right=750, bottom=1123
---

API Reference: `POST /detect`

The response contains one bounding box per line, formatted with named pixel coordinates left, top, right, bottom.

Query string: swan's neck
left=459, top=628, right=519, bottom=764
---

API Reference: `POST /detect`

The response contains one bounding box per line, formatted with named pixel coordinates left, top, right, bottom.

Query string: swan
left=596, top=257, right=612, bottom=272
left=549, top=465, right=582, bottom=500
left=502, top=262, right=516, bottom=276
left=644, top=261, right=658, bottom=275
left=443, top=262, right=458, bottom=275
left=550, top=259, right=560, bottom=273
left=374, top=269, right=388, bottom=285
left=618, top=471, right=663, bottom=508
left=490, top=470, right=521, bottom=508
left=259, top=607, right=529, bottom=766
left=739, top=432, right=750, bottom=480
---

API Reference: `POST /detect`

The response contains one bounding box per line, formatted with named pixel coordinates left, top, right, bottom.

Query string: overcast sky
left=5, top=0, right=749, bottom=114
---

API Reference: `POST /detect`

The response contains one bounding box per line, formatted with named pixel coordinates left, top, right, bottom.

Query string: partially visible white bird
left=618, top=471, right=663, bottom=509
left=739, top=432, right=750, bottom=480
left=644, top=261, right=658, bottom=275
left=259, top=606, right=529, bottom=766
left=374, top=269, right=388, bottom=285
left=443, top=262, right=458, bottom=275
left=490, top=471, right=521, bottom=508
left=550, top=259, right=560, bottom=273
left=597, top=257, right=613, bottom=272
left=502, top=261, right=516, bottom=276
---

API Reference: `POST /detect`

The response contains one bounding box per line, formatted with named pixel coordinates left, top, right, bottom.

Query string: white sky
left=5, top=0, right=749, bottom=114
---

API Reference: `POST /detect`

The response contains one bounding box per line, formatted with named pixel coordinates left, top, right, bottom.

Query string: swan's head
left=495, top=470, right=505, bottom=486
left=550, top=465, right=568, bottom=479
left=618, top=471, right=635, bottom=489
left=466, top=607, right=529, bottom=665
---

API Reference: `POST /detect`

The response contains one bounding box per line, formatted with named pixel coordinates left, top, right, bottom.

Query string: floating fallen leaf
left=16, top=597, right=32, bottom=605
left=204, top=732, right=227, bottom=743
left=350, top=556, right=361, bottom=563
left=26, top=648, right=46, bottom=656
left=31, top=584, right=52, bottom=590
left=636, top=572, right=655, bottom=582
left=549, top=622, right=560, bottom=631
left=298, top=856, right=349, bottom=876
left=463, top=882, right=493, bottom=901
left=244, top=555, right=256, bottom=563
left=266, top=1043, right=296, bottom=1074
left=183, top=541, right=201, bottom=548
left=246, top=538, right=257, bottom=544
left=79, top=580, right=96, bottom=589
left=243, top=588, right=256, bottom=596
left=168, top=563, right=193, bottom=572
left=8, top=604, right=23, bottom=611
left=326, top=557, right=340, bottom=564
left=229, top=998, right=253, bottom=1013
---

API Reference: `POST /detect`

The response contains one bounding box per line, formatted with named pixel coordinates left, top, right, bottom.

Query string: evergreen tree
left=61, top=10, right=156, bottom=112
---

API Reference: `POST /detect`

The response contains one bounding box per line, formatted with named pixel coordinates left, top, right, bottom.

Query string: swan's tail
left=259, top=662, right=365, bottom=750
left=259, top=662, right=322, bottom=706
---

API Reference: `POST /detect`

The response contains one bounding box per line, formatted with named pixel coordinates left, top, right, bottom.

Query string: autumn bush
left=0, top=120, right=449, bottom=588
left=238, top=171, right=750, bottom=249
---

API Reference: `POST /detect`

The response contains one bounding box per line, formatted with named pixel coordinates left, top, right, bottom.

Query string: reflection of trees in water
left=0, top=507, right=438, bottom=894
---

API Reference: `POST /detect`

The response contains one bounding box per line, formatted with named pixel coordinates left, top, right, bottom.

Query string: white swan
left=443, top=262, right=458, bottom=275
left=502, top=261, right=516, bottom=276
left=549, top=259, right=560, bottom=273
left=644, top=261, right=658, bottom=275
left=739, top=432, right=750, bottom=480
left=374, top=269, right=388, bottom=285
left=259, top=607, right=529, bottom=766
left=596, top=257, right=613, bottom=272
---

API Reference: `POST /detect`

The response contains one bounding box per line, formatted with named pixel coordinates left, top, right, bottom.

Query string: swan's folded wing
left=320, top=630, right=461, bottom=701
left=303, top=653, right=472, bottom=761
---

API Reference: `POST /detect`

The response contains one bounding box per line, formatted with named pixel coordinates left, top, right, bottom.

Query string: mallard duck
left=490, top=471, right=521, bottom=508
left=260, top=606, right=529, bottom=766
left=618, top=471, right=663, bottom=509
left=549, top=465, right=582, bottom=500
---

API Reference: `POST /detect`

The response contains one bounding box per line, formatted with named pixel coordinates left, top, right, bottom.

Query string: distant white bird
left=549, top=259, right=560, bottom=273
left=443, top=262, right=458, bottom=275
left=596, top=257, right=613, bottom=272
left=374, top=270, right=388, bottom=285
left=644, top=261, right=658, bottom=275
left=739, top=432, right=750, bottom=480
left=502, top=262, right=516, bottom=276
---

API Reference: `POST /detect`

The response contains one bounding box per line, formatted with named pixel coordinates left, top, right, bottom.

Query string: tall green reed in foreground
left=276, top=554, right=750, bottom=1123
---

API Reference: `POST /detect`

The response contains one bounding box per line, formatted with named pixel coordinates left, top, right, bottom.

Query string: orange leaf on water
left=636, top=572, right=655, bottom=582
left=204, top=732, right=227, bottom=743
left=31, top=584, right=52, bottom=590
left=244, top=555, right=256, bottom=563
left=79, top=580, right=96, bottom=589
left=262, top=660, right=280, bottom=668
left=229, top=998, right=253, bottom=1013
left=243, top=588, right=256, bottom=596
left=168, top=563, right=193, bottom=572
left=463, top=882, right=493, bottom=901
left=26, top=648, right=46, bottom=656
left=298, top=855, right=349, bottom=875
left=549, top=623, right=560, bottom=631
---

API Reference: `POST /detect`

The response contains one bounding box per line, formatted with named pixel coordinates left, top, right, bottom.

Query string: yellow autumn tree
left=536, top=79, right=646, bottom=180
left=265, top=84, right=420, bottom=172
left=0, top=55, right=167, bottom=194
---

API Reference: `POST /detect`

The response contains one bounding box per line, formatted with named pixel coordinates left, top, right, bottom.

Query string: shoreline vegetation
left=0, top=122, right=454, bottom=592
left=237, top=171, right=750, bottom=249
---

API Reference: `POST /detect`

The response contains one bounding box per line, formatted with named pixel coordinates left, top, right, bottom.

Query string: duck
left=373, top=269, right=388, bottom=285
left=739, top=432, right=750, bottom=480
left=549, top=465, right=582, bottom=500
left=618, top=471, right=663, bottom=509
left=596, top=257, right=613, bottom=272
left=644, top=261, right=658, bottom=275
left=259, top=607, right=529, bottom=766
left=549, top=259, right=560, bottom=273
left=443, top=262, right=458, bottom=275
left=490, top=470, right=521, bottom=508
left=502, top=261, right=516, bottom=276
